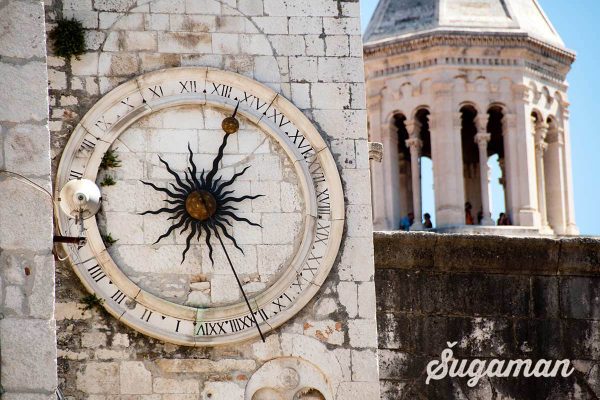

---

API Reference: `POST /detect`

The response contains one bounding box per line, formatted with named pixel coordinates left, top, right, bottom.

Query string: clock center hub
left=185, top=190, right=217, bottom=221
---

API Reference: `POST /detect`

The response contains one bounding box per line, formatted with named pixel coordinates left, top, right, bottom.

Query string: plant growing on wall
left=100, top=149, right=122, bottom=169
left=80, top=293, right=104, bottom=311
left=102, top=233, right=118, bottom=248
left=100, top=175, right=116, bottom=186
left=49, top=18, right=86, bottom=59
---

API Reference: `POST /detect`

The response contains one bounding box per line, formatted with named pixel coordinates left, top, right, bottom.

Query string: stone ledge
left=374, top=231, right=600, bottom=276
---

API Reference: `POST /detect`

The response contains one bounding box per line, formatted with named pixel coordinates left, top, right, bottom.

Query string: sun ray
left=138, top=205, right=185, bottom=216
left=219, top=211, right=262, bottom=227
left=158, top=156, right=192, bottom=192
left=214, top=220, right=243, bottom=253
left=202, top=224, right=214, bottom=265
left=215, top=166, right=251, bottom=194
left=180, top=223, right=197, bottom=264
left=153, top=218, right=187, bottom=244
left=221, top=194, right=264, bottom=203
left=140, top=180, right=186, bottom=199
left=205, top=134, right=229, bottom=186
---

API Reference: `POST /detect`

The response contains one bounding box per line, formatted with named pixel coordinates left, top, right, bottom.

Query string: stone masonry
left=0, top=0, right=58, bottom=399
left=375, top=231, right=600, bottom=399
left=45, top=0, right=379, bottom=398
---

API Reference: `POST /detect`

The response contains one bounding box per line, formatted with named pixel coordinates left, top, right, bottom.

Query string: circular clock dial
left=55, top=68, right=344, bottom=345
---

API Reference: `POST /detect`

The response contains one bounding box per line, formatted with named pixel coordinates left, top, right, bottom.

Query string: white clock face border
left=55, top=67, right=344, bottom=345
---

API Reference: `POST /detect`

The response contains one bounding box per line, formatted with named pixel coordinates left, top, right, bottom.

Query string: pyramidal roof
left=364, top=0, right=565, bottom=48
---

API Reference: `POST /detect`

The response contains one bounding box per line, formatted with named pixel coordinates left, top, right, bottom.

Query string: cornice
left=363, top=30, right=576, bottom=66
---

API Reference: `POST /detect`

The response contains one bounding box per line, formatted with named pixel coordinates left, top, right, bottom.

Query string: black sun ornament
left=139, top=103, right=263, bottom=265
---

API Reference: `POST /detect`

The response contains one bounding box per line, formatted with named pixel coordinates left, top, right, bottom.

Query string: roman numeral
left=255, top=308, right=269, bottom=322
left=179, top=80, right=197, bottom=93
left=94, top=116, right=112, bottom=132
left=141, top=309, right=153, bottom=322
left=175, top=320, right=181, bottom=333
left=315, top=221, right=330, bottom=245
left=291, top=275, right=304, bottom=290
left=69, top=169, right=83, bottom=180
left=196, top=321, right=227, bottom=335
left=317, top=188, right=330, bottom=215
left=308, top=157, right=326, bottom=183
left=286, top=129, right=314, bottom=156
left=110, top=289, right=126, bottom=305
left=272, top=291, right=293, bottom=316
left=80, top=138, right=96, bottom=152
left=120, top=97, right=135, bottom=109
left=148, top=85, right=163, bottom=98
left=211, top=83, right=232, bottom=98
left=87, top=264, right=106, bottom=283
left=268, top=108, right=290, bottom=128
left=240, top=92, right=267, bottom=111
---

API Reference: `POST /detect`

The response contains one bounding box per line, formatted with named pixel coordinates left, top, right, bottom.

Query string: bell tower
left=364, top=0, right=579, bottom=235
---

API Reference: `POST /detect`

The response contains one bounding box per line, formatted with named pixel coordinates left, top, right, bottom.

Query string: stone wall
left=0, top=0, right=57, bottom=399
left=45, top=0, right=379, bottom=398
left=375, top=231, right=600, bottom=399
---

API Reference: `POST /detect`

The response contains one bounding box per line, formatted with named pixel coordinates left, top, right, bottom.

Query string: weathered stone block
left=0, top=0, right=47, bottom=58
left=158, top=32, right=212, bottom=54
left=0, top=62, right=49, bottom=122
left=560, top=276, right=600, bottom=319
left=120, top=361, right=152, bottom=394
left=4, top=124, right=50, bottom=176
left=433, top=234, right=560, bottom=275
left=153, top=378, right=199, bottom=394
left=28, top=254, right=56, bottom=319
left=0, top=179, right=53, bottom=251
left=559, top=237, right=600, bottom=275
left=201, top=381, right=244, bottom=400
left=514, top=319, right=564, bottom=359
left=76, top=362, right=119, bottom=394
left=0, top=318, right=57, bottom=393
left=94, top=0, right=136, bottom=12
left=348, top=319, right=378, bottom=348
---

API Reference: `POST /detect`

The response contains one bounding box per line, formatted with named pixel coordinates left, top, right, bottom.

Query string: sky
left=359, top=0, right=600, bottom=236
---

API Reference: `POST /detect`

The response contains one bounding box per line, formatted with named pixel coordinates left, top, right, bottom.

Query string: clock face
left=55, top=68, right=344, bottom=345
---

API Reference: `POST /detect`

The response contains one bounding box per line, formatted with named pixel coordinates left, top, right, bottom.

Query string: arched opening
left=393, top=113, right=413, bottom=225
left=460, top=105, right=479, bottom=225
left=414, top=108, right=434, bottom=229
left=487, top=106, right=508, bottom=224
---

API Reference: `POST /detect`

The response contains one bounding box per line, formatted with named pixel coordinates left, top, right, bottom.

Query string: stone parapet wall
left=374, top=231, right=600, bottom=399
left=0, top=0, right=57, bottom=398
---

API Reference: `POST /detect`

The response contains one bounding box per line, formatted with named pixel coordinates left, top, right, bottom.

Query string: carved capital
left=474, top=132, right=491, bottom=147
left=475, top=114, right=489, bottom=134
left=405, top=137, right=423, bottom=150
left=368, top=141, right=384, bottom=162
left=405, top=119, right=421, bottom=138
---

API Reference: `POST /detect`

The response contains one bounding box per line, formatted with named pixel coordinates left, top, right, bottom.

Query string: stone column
left=405, top=122, right=424, bottom=230
left=534, top=120, right=551, bottom=232
left=430, top=83, right=465, bottom=227
left=512, top=85, right=540, bottom=227
left=501, top=113, right=517, bottom=222
left=560, top=108, right=579, bottom=235
left=474, top=132, right=494, bottom=225
left=544, top=126, right=567, bottom=234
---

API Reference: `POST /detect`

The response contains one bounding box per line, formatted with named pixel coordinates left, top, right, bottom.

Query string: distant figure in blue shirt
left=400, top=212, right=414, bottom=231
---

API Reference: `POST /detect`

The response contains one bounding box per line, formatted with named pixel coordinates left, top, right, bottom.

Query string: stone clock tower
left=0, top=0, right=379, bottom=399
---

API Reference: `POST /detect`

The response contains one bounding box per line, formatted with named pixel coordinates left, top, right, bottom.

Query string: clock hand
left=205, top=101, right=241, bottom=187
left=212, top=222, right=266, bottom=342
